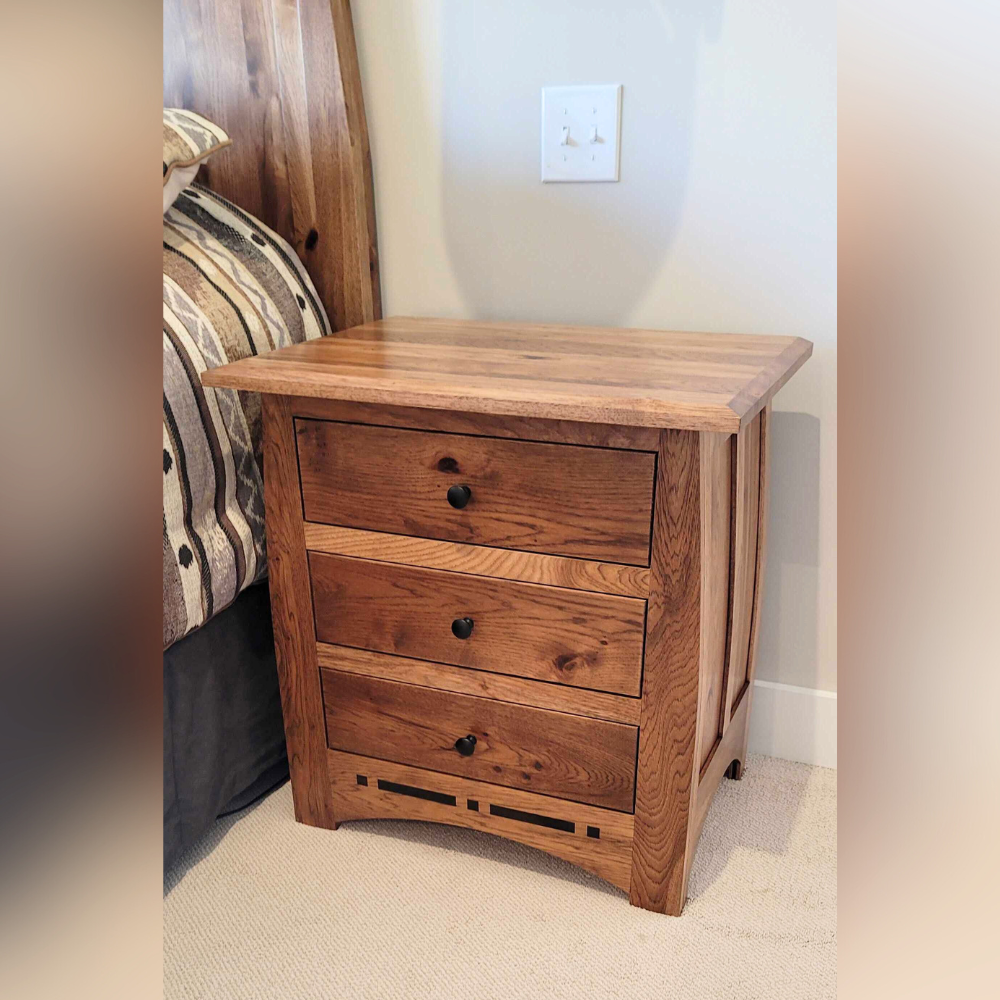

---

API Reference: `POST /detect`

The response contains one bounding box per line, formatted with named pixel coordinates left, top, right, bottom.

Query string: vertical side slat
left=726, top=403, right=772, bottom=775
left=328, top=0, right=382, bottom=321
left=722, top=412, right=762, bottom=725
left=268, top=0, right=320, bottom=245
left=163, top=0, right=382, bottom=330
left=695, top=432, right=733, bottom=772
left=262, top=394, right=336, bottom=828
left=747, top=404, right=772, bottom=689
left=296, top=0, right=380, bottom=330
left=629, top=430, right=702, bottom=915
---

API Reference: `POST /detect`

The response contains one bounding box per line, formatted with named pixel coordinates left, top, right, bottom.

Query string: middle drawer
left=309, top=552, right=646, bottom=696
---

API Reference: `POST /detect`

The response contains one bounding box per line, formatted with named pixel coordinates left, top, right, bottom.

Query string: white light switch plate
left=541, top=84, right=622, bottom=183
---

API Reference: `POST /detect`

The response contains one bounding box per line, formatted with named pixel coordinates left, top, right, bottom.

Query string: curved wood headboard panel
left=164, top=0, right=381, bottom=331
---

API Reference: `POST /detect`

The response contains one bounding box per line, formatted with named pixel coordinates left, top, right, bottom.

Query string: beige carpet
left=164, top=754, right=836, bottom=999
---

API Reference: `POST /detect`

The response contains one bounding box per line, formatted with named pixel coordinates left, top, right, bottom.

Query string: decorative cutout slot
left=356, top=774, right=368, bottom=786
left=376, top=779, right=456, bottom=806
left=467, top=799, right=479, bottom=811
left=489, top=804, right=575, bottom=833
left=586, top=826, right=601, bottom=839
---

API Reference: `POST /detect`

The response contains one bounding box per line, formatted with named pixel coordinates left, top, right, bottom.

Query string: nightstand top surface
left=201, top=316, right=812, bottom=432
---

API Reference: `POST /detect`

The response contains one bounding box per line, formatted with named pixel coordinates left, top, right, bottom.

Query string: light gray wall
left=353, top=0, right=836, bottom=694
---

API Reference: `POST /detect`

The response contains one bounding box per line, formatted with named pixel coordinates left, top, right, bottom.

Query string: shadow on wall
left=437, top=0, right=725, bottom=325
left=757, top=411, right=822, bottom=690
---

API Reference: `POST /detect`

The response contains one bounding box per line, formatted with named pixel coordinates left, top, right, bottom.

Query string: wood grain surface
left=321, top=669, right=639, bottom=812
left=260, top=395, right=335, bottom=828
left=629, top=429, right=703, bottom=915
left=295, top=418, right=656, bottom=565
left=316, top=643, right=641, bottom=725
left=303, top=523, right=651, bottom=598
left=309, top=552, right=646, bottom=695
left=164, top=0, right=380, bottom=330
left=328, top=749, right=636, bottom=890
left=200, top=317, right=813, bottom=431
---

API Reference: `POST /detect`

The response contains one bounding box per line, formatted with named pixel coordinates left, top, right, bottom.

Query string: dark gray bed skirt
left=164, top=581, right=288, bottom=871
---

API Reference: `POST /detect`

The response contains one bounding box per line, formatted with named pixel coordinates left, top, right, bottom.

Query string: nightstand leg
left=629, top=429, right=702, bottom=916
left=629, top=409, right=770, bottom=915
left=263, top=394, right=337, bottom=831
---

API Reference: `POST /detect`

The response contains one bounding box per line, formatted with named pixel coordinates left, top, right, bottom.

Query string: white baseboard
left=747, top=680, right=837, bottom=769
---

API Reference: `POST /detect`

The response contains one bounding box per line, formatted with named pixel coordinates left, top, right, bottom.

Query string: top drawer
left=295, top=419, right=656, bottom=566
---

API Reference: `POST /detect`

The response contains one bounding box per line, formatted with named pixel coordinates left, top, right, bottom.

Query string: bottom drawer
left=321, top=668, right=638, bottom=813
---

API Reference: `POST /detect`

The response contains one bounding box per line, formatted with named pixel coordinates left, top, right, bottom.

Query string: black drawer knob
left=446, top=484, right=472, bottom=509
left=454, top=735, right=477, bottom=757
left=451, top=616, right=474, bottom=640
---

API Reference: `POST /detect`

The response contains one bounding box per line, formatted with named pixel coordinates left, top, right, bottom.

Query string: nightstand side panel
left=261, top=394, right=337, bottom=830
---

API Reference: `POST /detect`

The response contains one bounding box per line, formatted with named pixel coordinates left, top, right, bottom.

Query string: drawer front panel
left=321, top=669, right=638, bottom=812
left=309, top=552, right=646, bottom=696
left=296, top=419, right=656, bottom=566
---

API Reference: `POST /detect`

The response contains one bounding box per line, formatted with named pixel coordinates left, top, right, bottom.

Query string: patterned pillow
left=162, top=184, right=332, bottom=648
left=163, top=109, right=231, bottom=213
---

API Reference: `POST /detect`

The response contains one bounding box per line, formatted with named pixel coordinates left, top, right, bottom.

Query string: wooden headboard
left=163, top=0, right=381, bottom=331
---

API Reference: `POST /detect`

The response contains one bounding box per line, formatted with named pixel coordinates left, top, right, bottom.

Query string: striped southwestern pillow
left=163, top=108, right=231, bottom=213
left=163, top=183, right=332, bottom=648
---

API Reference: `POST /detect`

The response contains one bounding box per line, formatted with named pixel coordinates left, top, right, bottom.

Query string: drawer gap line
left=291, top=414, right=660, bottom=455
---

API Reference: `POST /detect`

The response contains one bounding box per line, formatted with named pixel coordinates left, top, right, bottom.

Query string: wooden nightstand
left=202, top=317, right=811, bottom=916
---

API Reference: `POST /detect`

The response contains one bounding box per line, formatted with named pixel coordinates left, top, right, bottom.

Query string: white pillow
left=163, top=162, right=201, bottom=213
left=163, top=108, right=231, bottom=213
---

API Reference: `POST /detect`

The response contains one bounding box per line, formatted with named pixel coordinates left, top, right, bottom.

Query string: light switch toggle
left=540, top=83, right=621, bottom=182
